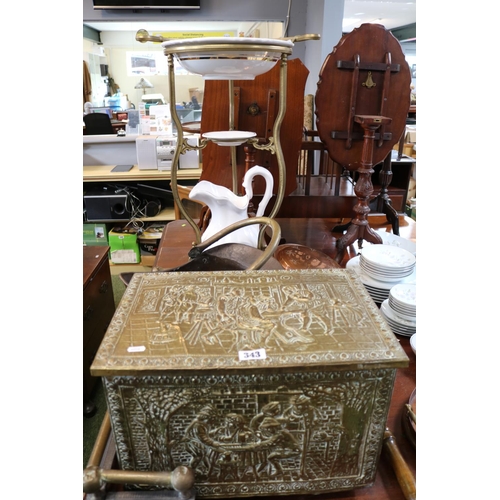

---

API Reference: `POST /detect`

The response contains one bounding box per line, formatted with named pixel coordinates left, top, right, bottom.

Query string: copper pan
left=274, top=243, right=340, bottom=270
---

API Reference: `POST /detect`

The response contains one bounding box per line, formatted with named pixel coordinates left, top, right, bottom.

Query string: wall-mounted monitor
left=92, top=0, right=200, bottom=9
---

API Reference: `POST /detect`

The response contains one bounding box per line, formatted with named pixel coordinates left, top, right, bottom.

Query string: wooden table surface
left=154, top=215, right=416, bottom=271
left=152, top=214, right=416, bottom=500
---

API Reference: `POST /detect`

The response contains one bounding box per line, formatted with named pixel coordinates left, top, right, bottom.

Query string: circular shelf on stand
left=202, top=130, right=257, bottom=146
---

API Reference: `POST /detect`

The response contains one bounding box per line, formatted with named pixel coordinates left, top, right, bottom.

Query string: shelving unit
left=83, top=165, right=203, bottom=223
left=83, top=164, right=203, bottom=268
left=83, top=164, right=202, bottom=184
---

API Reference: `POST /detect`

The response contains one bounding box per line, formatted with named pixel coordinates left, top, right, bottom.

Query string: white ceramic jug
left=189, top=165, right=274, bottom=249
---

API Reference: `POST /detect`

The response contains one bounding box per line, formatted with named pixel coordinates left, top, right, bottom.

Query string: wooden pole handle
left=383, top=427, right=416, bottom=500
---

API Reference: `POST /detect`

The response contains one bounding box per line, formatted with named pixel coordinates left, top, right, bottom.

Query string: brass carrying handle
left=83, top=412, right=195, bottom=496
left=188, top=216, right=281, bottom=270
left=83, top=465, right=195, bottom=496
left=383, top=428, right=416, bottom=500
left=136, top=28, right=166, bottom=43
left=405, top=403, right=416, bottom=425
left=136, top=29, right=320, bottom=44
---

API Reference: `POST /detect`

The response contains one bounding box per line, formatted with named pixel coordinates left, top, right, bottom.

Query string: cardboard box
left=403, top=143, right=415, bottom=157
left=108, top=228, right=141, bottom=264
left=83, top=223, right=109, bottom=246
left=140, top=255, right=156, bottom=267
left=405, top=125, right=416, bottom=143
left=138, top=224, right=165, bottom=257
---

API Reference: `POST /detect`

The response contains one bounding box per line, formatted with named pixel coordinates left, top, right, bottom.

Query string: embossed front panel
left=104, top=368, right=395, bottom=497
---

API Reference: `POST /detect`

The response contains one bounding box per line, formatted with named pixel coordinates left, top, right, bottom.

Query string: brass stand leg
left=335, top=116, right=390, bottom=262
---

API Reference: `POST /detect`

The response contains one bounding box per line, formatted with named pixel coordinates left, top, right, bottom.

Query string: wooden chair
left=298, top=129, right=347, bottom=197
left=173, top=184, right=211, bottom=234
left=173, top=184, right=205, bottom=219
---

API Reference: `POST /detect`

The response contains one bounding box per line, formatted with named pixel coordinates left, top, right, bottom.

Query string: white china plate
left=202, top=130, right=256, bottom=146
left=352, top=234, right=416, bottom=257
left=380, top=233, right=416, bottom=256
left=360, top=258, right=415, bottom=272
left=381, top=299, right=417, bottom=326
left=360, top=245, right=416, bottom=268
left=410, top=334, right=416, bottom=354
left=380, top=316, right=417, bottom=335
left=388, top=302, right=416, bottom=320
left=346, top=256, right=416, bottom=290
left=380, top=311, right=416, bottom=337
left=388, top=297, right=416, bottom=311
left=390, top=283, right=417, bottom=306
left=359, top=264, right=415, bottom=282
left=360, top=260, right=415, bottom=273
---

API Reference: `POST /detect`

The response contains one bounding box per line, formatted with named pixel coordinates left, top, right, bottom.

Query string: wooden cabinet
left=371, top=153, right=415, bottom=212
left=83, top=246, right=115, bottom=415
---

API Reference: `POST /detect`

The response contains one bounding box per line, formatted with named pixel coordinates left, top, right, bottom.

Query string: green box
left=108, top=228, right=141, bottom=264
left=83, top=223, right=109, bottom=246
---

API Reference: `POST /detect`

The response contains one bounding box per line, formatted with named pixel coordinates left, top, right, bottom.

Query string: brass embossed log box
left=91, top=269, right=408, bottom=497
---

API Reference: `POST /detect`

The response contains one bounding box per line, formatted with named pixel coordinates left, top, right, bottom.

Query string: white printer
left=136, top=135, right=199, bottom=171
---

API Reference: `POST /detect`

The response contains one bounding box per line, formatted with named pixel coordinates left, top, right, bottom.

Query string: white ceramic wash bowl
left=162, top=37, right=294, bottom=80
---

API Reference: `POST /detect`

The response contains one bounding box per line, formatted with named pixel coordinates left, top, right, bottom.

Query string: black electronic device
left=92, top=0, right=200, bottom=9
left=144, top=200, right=162, bottom=217
left=137, top=183, right=174, bottom=206
left=84, top=187, right=132, bottom=222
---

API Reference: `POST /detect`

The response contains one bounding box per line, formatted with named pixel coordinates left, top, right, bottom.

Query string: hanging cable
left=282, top=0, right=292, bottom=37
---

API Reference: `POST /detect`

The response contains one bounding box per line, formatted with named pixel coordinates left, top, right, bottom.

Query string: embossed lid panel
left=91, top=269, right=408, bottom=376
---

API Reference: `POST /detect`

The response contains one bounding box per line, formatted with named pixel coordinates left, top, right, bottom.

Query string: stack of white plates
left=379, top=284, right=416, bottom=337
left=359, top=245, right=416, bottom=283
left=346, top=256, right=416, bottom=304
left=380, top=299, right=416, bottom=336
left=350, top=233, right=416, bottom=257
left=389, top=283, right=416, bottom=318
